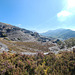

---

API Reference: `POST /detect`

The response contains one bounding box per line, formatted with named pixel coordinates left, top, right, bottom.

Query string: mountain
left=0, top=22, right=60, bottom=54
left=41, top=28, right=75, bottom=40
left=0, top=22, right=54, bottom=42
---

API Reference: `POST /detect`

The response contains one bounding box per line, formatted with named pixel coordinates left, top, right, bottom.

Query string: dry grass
left=0, top=38, right=55, bottom=53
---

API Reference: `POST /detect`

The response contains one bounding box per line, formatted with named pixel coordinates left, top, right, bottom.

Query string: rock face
left=0, top=22, right=35, bottom=41
left=0, top=22, right=54, bottom=42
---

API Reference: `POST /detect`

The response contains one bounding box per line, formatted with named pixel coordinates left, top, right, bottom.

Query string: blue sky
left=0, top=0, right=75, bottom=33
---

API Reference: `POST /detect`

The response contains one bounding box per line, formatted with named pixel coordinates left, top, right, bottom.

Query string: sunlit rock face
left=0, top=22, right=55, bottom=42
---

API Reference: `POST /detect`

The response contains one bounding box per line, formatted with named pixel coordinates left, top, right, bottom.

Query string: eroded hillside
left=0, top=38, right=55, bottom=54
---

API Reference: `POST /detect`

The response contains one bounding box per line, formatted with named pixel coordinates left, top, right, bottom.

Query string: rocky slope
left=0, top=22, right=68, bottom=55
left=0, top=22, right=54, bottom=42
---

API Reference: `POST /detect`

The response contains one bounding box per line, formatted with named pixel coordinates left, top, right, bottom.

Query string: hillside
left=41, top=28, right=75, bottom=40
left=0, top=22, right=57, bottom=54
left=0, top=22, right=74, bottom=54
left=0, top=22, right=54, bottom=42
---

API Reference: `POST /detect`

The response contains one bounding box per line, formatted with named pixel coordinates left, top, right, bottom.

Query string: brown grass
left=0, top=38, right=55, bottom=53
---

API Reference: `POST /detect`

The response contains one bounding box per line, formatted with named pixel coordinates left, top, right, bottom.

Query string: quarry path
left=0, top=42, right=9, bottom=53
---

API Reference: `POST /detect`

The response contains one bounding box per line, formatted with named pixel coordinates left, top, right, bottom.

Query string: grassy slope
left=0, top=38, right=55, bottom=53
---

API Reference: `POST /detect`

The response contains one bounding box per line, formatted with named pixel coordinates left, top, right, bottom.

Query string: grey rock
left=0, top=22, right=55, bottom=42
left=0, top=42, right=9, bottom=53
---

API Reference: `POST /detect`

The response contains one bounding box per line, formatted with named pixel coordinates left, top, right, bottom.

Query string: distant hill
left=41, top=28, right=75, bottom=40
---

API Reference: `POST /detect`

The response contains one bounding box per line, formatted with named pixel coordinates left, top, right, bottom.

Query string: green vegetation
left=65, top=38, right=75, bottom=48
left=57, top=38, right=75, bottom=49
left=0, top=51, right=75, bottom=75
left=4, top=37, right=10, bottom=41
left=1, top=33, right=7, bottom=37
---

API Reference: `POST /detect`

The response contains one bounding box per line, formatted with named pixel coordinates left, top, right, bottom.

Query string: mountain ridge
left=41, top=28, right=75, bottom=40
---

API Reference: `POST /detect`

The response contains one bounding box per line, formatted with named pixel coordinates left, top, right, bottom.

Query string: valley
left=0, top=22, right=75, bottom=75
left=0, top=22, right=75, bottom=55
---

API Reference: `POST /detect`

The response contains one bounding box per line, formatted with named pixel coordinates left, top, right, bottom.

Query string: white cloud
left=17, top=24, right=22, bottom=26
left=71, top=29, right=75, bottom=31
left=15, top=24, right=22, bottom=27
left=57, top=10, right=72, bottom=17
left=57, top=0, right=75, bottom=22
